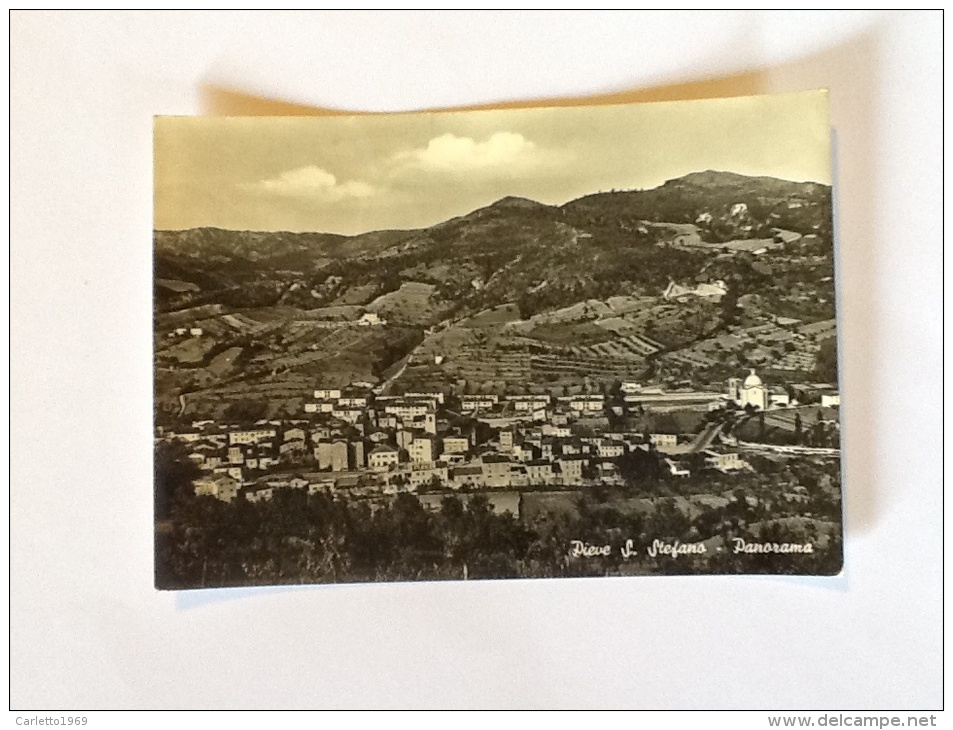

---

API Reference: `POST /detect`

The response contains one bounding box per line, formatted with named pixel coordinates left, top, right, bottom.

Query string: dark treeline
left=155, top=444, right=842, bottom=589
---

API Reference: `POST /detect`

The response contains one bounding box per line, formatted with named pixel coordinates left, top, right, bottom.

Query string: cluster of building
left=156, top=370, right=837, bottom=506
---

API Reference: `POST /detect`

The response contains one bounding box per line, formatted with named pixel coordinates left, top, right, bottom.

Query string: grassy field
left=465, top=303, right=522, bottom=327
left=521, top=491, right=583, bottom=523
left=366, top=281, right=438, bottom=324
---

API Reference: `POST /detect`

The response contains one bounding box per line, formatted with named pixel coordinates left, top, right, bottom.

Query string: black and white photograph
left=154, top=90, right=843, bottom=588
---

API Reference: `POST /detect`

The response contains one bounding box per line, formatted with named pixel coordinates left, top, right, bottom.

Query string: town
left=156, top=369, right=840, bottom=512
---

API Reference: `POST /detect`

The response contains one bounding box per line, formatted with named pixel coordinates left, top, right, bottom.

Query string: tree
left=721, top=285, right=741, bottom=327
left=814, top=338, right=838, bottom=383
left=224, top=400, right=269, bottom=423
left=616, top=448, right=661, bottom=488
left=154, top=441, right=201, bottom=521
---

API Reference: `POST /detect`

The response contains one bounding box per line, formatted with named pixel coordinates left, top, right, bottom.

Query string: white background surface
left=9, top=10, right=943, bottom=710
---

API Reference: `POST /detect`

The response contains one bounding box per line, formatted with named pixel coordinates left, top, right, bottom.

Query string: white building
left=405, top=391, right=444, bottom=405
left=525, top=460, right=555, bottom=486
left=383, top=402, right=432, bottom=419
left=441, top=437, right=470, bottom=456
left=376, top=413, right=399, bottom=430
left=358, top=312, right=384, bottom=326
left=598, top=442, right=625, bottom=458
left=409, top=437, right=434, bottom=464
left=480, top=455, right=514, bottom=488
left=569, top=396, right=604, bottom=412
left=650, top=434, right=678, bottom=451
left=665, top=458, right=690, bottom=477
left=369, top=445, right=400, bottom=472
left=558, top=456, right=586, bottom=485
left=306, top=401, right=335, bottom=414
left=193, top=474, right=240, bottom=502
left=728, top=370, right=769, bottom=411
left=514, top=444, right=535, bottom=462
left=314, top=389, right=342, bottom=400
left=451, top=466, right=485, bottom=489
left=279, top=440, right=306, bottom=455
left=403, top=411, right=437, bottom=435
left=331, top=407, right=363, bottom=424
left=315, top=441, right=348, bottom=472
left=229, top=428, right=277, bottom=445
left=461, top=395, right=499, bottom=411
left=409, top=463, right=449, bottom=489
left=245, top=485, right=274, bottom=503
left=507, top=395, right=550, bottom=411
left=705, top=450, right=748, bottom=472
left=284, top=428, right=306, bottom=442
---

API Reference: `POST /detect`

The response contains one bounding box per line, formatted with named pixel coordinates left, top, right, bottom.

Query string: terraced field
left=222, top=312, right=267, bottom=333
left=773, top=349, right=817, bottom=372
left=799, top=318, right=837, bottom=339
left=529, top=353, right=645, bottom=380
left=397, top=338, right=649, bottom=392
left=662, top=350, right=718, bottom=369
left=155, top=303, right=225, bottom=329
left=570, top=334, right=661, bottom=359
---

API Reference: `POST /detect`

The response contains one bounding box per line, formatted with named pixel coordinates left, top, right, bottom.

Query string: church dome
left=743, top=369, right=763, bottom=388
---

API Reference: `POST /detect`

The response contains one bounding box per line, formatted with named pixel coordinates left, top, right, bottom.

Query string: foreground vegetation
left=155, top=445, right=843, bottom=589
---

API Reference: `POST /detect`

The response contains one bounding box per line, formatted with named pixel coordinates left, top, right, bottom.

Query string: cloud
left=399, top=132, right=538, bottom=172
left=244, top=166, right=375, bottom=200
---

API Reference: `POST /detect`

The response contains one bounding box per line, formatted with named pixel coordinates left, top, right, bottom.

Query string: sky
left=154, top=89, right=831, bottom=235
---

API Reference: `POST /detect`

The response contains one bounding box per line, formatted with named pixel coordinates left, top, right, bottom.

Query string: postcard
left=154, top=90, right=842, bottom=588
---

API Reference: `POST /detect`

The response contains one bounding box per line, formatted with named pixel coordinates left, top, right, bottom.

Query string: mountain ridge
left=154, top=170, right=832, bottom=319
left=155, top=171, right=829, bottom=242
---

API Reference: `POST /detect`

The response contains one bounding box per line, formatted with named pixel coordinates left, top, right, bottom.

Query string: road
left=376, top=353, right=413, bottom=395
left=736, top=440, right=840, bottom=457
left=686, top=422, right=725, bottom=454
